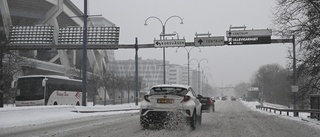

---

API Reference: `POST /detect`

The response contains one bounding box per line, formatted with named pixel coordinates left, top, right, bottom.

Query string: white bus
left=12, top=75, right=83, bottom=106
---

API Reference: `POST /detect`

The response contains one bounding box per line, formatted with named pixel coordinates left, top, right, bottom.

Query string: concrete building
left=109, top=58, right=199, bottom=93
left=168, top=64, right=188, bottom=85
left=1, top=0, right=117, bottom=77
left=109, top=58, right=168, bottom=91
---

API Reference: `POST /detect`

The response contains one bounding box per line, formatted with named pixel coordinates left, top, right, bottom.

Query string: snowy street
left=1, top=101, right=320, bottom=137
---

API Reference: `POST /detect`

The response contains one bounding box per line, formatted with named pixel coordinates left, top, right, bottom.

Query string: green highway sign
left=228, top=36, right=271, bottom=45
left=194, top=36, right=224, bottom=46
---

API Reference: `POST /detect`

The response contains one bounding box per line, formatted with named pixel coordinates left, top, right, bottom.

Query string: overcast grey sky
left=71, top=0, right=291, bottom=87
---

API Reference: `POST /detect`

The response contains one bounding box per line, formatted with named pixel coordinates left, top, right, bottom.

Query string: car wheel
left=140, top=116, right=149, bottom=129
left=190, top=111, right=196, bottom=130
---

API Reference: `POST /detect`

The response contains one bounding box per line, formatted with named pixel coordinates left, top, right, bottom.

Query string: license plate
left=157, top=98, right=174, bottom=104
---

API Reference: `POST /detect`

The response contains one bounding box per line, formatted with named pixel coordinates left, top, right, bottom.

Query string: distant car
left=231, top=97, right=237, bottom=101
left=222, top=96, right=227, bottom=100
left=213, top=96, right=220, bottom=100
left=198, top=96, right=215, bottom=112
left=140, top=84, right=202, bottom=130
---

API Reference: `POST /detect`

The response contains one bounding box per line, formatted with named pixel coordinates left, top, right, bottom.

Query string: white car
left=140, top=84, right=202, bottom=130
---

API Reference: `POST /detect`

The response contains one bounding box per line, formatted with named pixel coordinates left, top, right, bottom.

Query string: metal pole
left=162, top=26, right=166, bottom=84
left=187, top=52, right=190, bottom=85
left=202, top=70, right=204, bottom=95
left=81, top=0, right=88, bottom=106
left=293, top=35, right=298, bottom=117
left=0, top=33, right=4, bottom=108
left=135, top=37, right=139, bottom=106
left=198, top=62, right=200, bottom=94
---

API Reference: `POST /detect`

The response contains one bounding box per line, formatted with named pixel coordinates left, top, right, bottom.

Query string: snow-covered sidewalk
left=0, top=103, right=140, bottom=128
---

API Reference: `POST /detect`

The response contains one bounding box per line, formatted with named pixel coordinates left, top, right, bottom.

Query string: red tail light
left=182, top=95, right=191, bottom=102
left=208, top=99, right=212, bottom=104
left=144, top=95, right=150, bottom=102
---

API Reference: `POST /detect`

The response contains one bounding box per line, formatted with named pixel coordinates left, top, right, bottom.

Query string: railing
left=255, top=105, right=320, bottom=121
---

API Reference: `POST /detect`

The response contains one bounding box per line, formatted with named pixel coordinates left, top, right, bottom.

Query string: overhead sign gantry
left=5, top=25, right=293, bottom=50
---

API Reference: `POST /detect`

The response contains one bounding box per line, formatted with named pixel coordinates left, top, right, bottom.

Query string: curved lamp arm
left=164, top=15, right=184, bottom=26
left=144, top=16, right=164, bottom=26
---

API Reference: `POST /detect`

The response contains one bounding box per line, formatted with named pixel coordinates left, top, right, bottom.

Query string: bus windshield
left=16, top=77, right=44, bottom=101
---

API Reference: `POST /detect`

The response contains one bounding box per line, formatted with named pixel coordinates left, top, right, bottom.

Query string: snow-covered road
left=0, top=101, right=320, bottom=137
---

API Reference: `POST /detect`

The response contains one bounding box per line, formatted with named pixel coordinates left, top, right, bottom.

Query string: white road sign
left=154, top=39, right=185, bottom=47
left=292, top=85, right=299, bottom=92
left=194, top=36, right=224, bottom=46
left=248, top=87, right=259, bottom=91
left=226, top=29, right=272, bottom=38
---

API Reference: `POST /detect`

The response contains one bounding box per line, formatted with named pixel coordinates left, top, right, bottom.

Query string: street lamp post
left=204, top=72, right=212, bottom=95
left=200, top=66, right=210, bottom=95
left=82, top=0, right=88, bottom=106
left=176, top=47, right=201, bottom=85
left=190, top=58, right=208, bottom=94
left=144, top=16, right=183, bottom=84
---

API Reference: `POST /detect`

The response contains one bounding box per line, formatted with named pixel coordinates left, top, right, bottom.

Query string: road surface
left=1, top=100, right=320, bottom=137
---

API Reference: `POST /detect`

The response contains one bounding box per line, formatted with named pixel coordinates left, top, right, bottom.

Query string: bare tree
left=251, top=64, right=292, bottom=106
left=123, top=74, right=134, bottom=103
left=0, top=32, right=34, bottom=106
left=273, top=0, right=320, bottom=105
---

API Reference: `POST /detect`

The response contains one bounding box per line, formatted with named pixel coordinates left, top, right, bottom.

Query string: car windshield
left=199, top=97, right=210, bottom=102
left=150, top=87, right=188, bottom=96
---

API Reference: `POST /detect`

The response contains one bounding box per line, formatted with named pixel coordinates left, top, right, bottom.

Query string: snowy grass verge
left=241, top=101, right=320, bottom=129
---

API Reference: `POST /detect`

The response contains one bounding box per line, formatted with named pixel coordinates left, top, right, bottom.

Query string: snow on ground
left=0, top=103, right=140, bottom=128
left=242, top=101, right=320, bottom=129
left=1, top=101, right=319, bottom=129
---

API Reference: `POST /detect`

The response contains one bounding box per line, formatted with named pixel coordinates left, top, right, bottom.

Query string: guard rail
left=255, top=105, right=320, bottom=121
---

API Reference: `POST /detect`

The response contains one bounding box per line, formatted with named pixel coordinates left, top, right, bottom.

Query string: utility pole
left=0, top=42, right=3, bottom=108
left=293, top=35, right=298, bottom=117
left=81, top=0, right=88, bottom=106
left=135, top=37, right=139, bottom=106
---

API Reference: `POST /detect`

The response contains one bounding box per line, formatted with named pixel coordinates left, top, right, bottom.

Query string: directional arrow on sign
left=197, top=39, right=203, bottom=45
left=156, top=41, right=161, bottom=46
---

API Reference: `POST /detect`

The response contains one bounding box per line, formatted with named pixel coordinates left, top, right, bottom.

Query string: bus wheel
left=76, top=102, right=80, bottom=106
left=53, top=102, right=58, bottom=105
